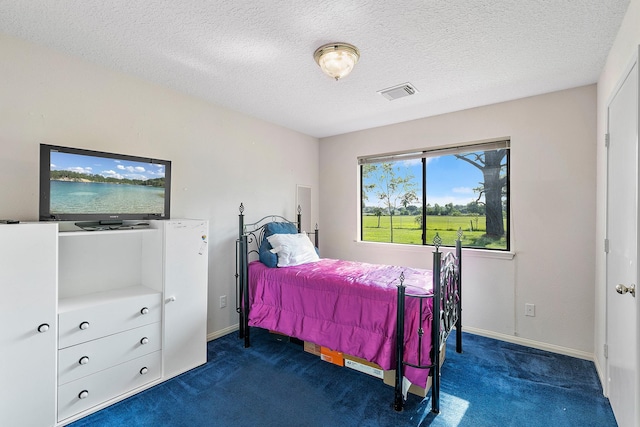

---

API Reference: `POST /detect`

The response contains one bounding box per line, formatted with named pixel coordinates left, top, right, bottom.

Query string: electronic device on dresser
left=39, top=144, right=171, bottom=229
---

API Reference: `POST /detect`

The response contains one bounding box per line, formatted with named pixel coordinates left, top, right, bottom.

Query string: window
left=360, top=140, right=510, bottom=250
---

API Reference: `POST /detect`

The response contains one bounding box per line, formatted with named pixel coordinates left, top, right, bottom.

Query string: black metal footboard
left=394, top=231, right=463, bottom=413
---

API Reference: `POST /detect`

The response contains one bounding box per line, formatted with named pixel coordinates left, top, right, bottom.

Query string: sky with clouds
left=50, top=151, right=165, bottom=181
left=364, top=154, right=488, bottom=208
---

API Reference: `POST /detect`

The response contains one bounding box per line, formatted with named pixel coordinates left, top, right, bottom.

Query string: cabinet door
left=162, top=220, right=208, bottom=378
left=0, top=223, right=57, bottom=427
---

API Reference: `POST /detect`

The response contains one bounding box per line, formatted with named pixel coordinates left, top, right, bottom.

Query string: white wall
left=0, top=26, right=614, bottom=360
left=0, top=33, right=320, bottom=339
left=595, top=0, right=640, bottom=387
left=319, top=85, right=597, bottom=357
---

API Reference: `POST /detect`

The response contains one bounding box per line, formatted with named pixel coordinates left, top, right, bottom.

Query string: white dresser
left=0, top=219, right=208, bottom=426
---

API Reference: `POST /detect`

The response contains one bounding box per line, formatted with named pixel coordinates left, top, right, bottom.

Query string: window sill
left=354, top=240, right=515, bottom=260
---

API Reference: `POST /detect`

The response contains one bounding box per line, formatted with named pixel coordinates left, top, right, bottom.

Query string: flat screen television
left=39, top=144, right=171, bottom=225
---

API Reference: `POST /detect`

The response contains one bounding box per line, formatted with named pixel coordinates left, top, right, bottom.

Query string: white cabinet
left=0, top=219, right=208, bottom=426
left=162, top=220, right=209, bottom=379
left=0, top=223, right=58, bottom=427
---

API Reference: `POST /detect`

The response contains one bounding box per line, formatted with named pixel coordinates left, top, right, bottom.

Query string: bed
left=235, top=203, right=462, bottom=413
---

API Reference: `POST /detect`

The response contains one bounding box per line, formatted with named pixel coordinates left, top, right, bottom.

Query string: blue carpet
left=69, top=329, right=617, bottom=427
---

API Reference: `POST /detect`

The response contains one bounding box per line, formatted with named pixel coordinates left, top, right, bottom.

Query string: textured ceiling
left=0, top=1, right=630, bottom=138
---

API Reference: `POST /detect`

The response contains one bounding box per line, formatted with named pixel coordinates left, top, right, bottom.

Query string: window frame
left=359, top=139, right=510, bottom=251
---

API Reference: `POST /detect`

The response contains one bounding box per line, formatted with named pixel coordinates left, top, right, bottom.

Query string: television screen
left=39, top=144, right=171, bottom=223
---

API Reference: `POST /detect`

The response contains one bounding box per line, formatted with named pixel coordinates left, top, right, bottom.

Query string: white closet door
left=0, top=223, right=57, bottom=427
left=606, top=52, right=639, bottom=427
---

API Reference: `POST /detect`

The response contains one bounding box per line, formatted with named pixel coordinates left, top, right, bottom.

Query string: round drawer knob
left=78, top=390, right=89, bottom=399
left=37, top=323, right=50, bottom=333
left=79, top=321, right=90, bottom=330
left=140, top=367, right=149, bottom=375
left=140, top=337, right=149, bottom=345
left=79, top=356, right=90, bottom=365
left=140, top=307, right=149, bottom=315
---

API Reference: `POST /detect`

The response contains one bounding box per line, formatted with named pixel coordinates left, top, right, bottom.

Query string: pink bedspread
left=248, top=258, right=434, bottom=388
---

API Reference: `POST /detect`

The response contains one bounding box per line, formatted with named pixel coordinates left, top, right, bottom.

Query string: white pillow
left=266, top=233, right=320, bottom=267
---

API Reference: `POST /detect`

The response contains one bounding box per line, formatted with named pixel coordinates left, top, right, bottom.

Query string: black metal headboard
left=237, top=202, right=318, bottom=257
left=235, top=203, right=319, bottom=345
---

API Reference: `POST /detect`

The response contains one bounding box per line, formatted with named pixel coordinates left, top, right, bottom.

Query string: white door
left=606, top=52, right=639, bottom=427
left=0, top=223, right=57, bottom=427
left=162, top=220, right=209, bottom=379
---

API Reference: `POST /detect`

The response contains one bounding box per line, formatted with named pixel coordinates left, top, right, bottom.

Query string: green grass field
left=362, top=215, right=507, bottom=249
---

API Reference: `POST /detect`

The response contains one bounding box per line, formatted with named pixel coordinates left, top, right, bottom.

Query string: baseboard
left=207, top=324, right=239, bottom=341
left=463, top=326, right=594, bottom=362
left=593, top=354, right=608, bottom=397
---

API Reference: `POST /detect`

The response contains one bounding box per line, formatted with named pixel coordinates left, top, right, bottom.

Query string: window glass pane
left=361, top=160, right=423, bottom=244
left=360, top=142, right=509, bottom=251
left=426, top=148, right=508, bottom=250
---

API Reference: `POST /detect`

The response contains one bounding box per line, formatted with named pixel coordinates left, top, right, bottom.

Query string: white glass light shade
left=313, top=43, right=360, bottom=81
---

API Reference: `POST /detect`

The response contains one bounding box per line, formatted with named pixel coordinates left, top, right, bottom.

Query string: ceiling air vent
left=378, top=83, right=418, bottom=101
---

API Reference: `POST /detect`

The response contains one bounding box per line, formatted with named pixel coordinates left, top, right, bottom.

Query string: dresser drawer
left=58, top=322, right=161, bottom=385
left=57, top=350, right=161, bottom=422
left=59, top=287, right=162, bottom=349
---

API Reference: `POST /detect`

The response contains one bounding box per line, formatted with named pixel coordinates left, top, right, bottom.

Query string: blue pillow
left=258, top=222, right=298, bottom=267
left=258, top=239, right=278, bottom=267
left=265, top=222, right=298, bottom=236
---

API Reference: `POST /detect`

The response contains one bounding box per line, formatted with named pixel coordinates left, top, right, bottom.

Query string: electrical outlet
left=219, top=295, right=227, bottom=308
left=525, top=303, right=535, bottom=317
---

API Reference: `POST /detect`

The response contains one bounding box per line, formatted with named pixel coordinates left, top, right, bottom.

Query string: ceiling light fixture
left=313, top=42, right=360, bottom=81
